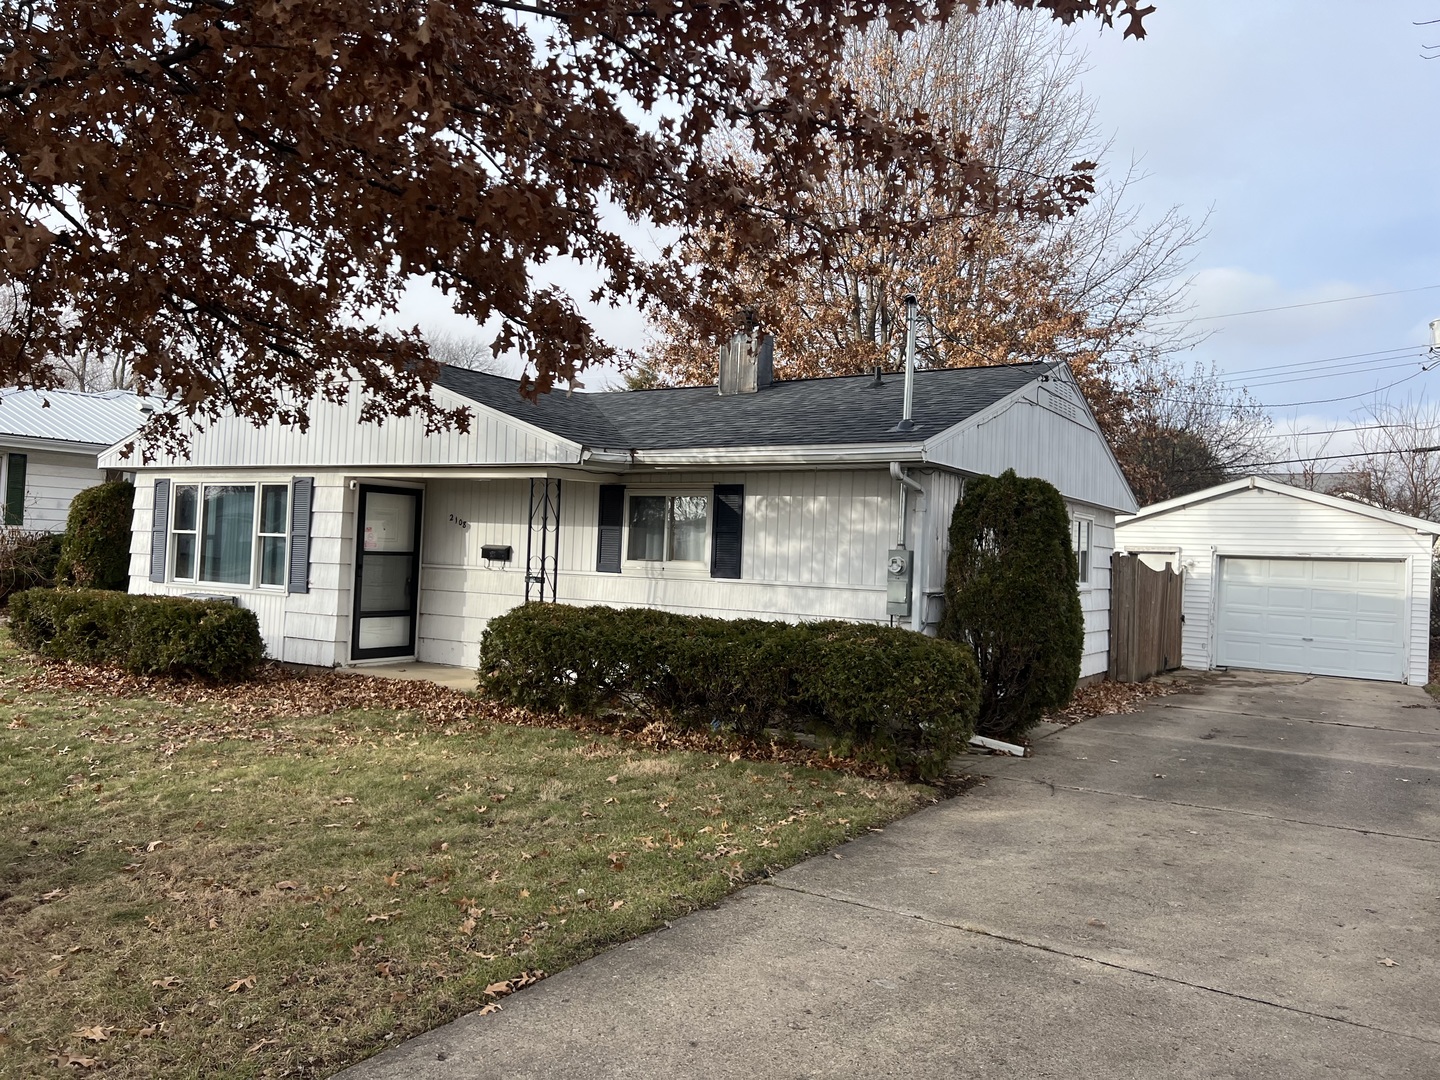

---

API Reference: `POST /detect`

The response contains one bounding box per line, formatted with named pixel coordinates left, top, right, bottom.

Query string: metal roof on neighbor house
left=436, top=361, right=1060, bottom=450
left=0, top=387, right=149, bottom=448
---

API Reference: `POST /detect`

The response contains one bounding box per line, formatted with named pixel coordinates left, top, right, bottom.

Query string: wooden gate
left=1108, top=554, right=1184, bottom=683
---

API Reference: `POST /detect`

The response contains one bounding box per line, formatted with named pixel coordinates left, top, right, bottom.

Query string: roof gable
left=1120, top=475, right=1440, bottom=535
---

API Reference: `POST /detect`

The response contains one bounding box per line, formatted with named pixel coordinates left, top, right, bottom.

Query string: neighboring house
left=0, top=387, right=149, bottom=532
left=104, top=336, right=1137, bottom=675
left=1116, top=476, right=1440, bottom=685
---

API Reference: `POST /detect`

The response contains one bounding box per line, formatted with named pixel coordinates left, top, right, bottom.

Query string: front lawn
left=0, top=634, right=934, bottom=1077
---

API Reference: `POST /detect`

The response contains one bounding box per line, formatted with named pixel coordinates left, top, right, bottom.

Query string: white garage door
left=1216, top=557, right=1407, bottom=682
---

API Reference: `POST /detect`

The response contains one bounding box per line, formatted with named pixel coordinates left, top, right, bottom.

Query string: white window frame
left=256, top=483, right=289, bottom=590
left=1071, top=515, right=1094, bottom=588
left=169, top=481, right=289, bottom=590
left=170, top=483, right=200, bottom=583
left=621, top=488, right=712, bottom=573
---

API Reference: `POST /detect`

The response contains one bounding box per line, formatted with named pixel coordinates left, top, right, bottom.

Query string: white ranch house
left=0, top=387, right=149, bottom=532
left=105, top=343, right=1137, bottom=677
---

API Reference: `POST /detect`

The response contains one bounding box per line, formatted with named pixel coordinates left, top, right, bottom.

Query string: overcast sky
left=398, top=2, right=1440, bottom=447
left=1079, top=0, right=1440, bottom=457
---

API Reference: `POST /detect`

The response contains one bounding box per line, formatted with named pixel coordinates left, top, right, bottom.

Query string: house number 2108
left=449, top=514, right=470, bottom=529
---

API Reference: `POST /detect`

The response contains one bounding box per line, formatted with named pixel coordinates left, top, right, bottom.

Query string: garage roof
left=1120, top=475, right=1440, bottom=535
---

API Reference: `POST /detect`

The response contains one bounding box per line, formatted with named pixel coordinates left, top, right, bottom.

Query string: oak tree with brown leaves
left=1, top=1, right=1152, bottom=448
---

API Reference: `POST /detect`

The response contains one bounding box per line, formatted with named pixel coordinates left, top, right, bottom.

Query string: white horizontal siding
left=128, top=472, right=351, bottom=667
left=3, top=446, right=106, bottom=533
left=103, top=383, right=578, bottom=471
left=1116, top=485, right=1435, bottom=684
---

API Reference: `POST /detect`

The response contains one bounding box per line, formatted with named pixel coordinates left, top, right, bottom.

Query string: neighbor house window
left=171, top=483, right=289, bottom=588
left=625, top=492, right=709, bottom=566
left=1072, top=517, right=1093, bottom=585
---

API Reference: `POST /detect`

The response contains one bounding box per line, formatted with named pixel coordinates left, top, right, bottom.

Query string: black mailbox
left=480, top=544, right=513, bottom=562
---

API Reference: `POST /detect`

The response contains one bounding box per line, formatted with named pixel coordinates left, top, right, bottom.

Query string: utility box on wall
left=886, top=548, right=912, bottom=617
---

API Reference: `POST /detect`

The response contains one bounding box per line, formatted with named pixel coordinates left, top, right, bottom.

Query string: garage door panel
left=1266, top=585, right=1311, bottom=609
left=1217, top=557, right=1406, bottom=682
left=1310, top=615, right=1355, bottom=638
left=1264, top=612, right=1311, bottom=636
left=1357, top=561, right=1406, bottom=586
left=1355, top=618, right=1402, bottom=644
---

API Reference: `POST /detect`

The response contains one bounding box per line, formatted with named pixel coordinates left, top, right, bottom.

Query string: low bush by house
left=479, top=604, right=979, bottom=779
left=0, top=528, right=63, bottom=605
left=56, top=479, right=134, bottom=590
left=9, top=588, right=264, bottom=681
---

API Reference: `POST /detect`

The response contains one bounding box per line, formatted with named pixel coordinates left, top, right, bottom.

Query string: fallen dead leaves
left=1043, top=678, right=1184, bottom=727
left=2, top=655, right=911, bottom=779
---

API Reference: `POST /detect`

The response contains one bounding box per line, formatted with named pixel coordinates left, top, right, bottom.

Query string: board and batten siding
left=917, top=468, right=1115, bottom=681
left=416, top=470, right=906, bottom=668
left=923, top=374, right=1135, bottom=518
left=1115, top=485, right=1436, bottom=685
left=128, top=473, right=353, bottom=667
left=3, top=446, right=106, bottom=533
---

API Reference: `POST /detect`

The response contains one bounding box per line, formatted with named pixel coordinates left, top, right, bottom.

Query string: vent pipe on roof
left=717, top=311, right=774, bottom=395
left=892, top=294, right=917, bottom=432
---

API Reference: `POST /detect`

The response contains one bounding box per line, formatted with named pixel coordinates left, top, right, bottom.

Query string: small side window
left=258, top=484, right=288, bottom=587
left=172, top=484, right=199, bottom=581
left=1072, top=518, right=1093, bottom=585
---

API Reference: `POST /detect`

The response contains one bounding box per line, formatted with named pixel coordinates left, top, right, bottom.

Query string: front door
left=352, top=485, right=423, bottom=660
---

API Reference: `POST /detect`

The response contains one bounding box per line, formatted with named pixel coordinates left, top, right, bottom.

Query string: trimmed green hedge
left=57, top=480, right=135, bottom=590
left=479, top=603, right=979, bottom=780
left=9, top=588, right=265, bottom=682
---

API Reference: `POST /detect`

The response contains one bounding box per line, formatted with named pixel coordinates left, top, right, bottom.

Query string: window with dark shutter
left=288, top=477, right=315, bottom=594
left=149, top=479, right=171, bottom=583
left=596, top=484, right=625, bottom=573
left=710, top=484, right=744, bottom=579
left=3, top=453, right=25, bottom=526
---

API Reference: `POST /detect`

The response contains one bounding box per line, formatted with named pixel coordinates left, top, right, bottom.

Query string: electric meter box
left=886, top=547, right=913, bottom=617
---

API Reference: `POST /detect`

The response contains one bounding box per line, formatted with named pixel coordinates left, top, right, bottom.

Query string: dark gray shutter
left=596, top=485, right=625, bottom=573
left=710, top=484, right=744, bottom=579
left=149, top=478, right=170, bottom=582
left=3, top=453, right=25, bottom=526
left=288, top=476, right=314, bottom=594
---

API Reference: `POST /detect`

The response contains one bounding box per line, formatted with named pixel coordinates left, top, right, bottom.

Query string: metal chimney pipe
left=896, top=293, right=917, bottom=432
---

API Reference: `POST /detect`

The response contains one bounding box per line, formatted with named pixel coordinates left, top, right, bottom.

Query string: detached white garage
left=1116, top=477, right=1440, bottom=685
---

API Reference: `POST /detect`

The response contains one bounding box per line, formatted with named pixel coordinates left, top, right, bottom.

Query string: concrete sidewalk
left=339, top=670, right=1440, bottom=1079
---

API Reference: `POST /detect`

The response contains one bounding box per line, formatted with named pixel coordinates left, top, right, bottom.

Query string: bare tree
left=641, top=6, right=1203, bottom=437
left=1332, top=401, right=1440, bottom=521
left=1107, top=358, right=1272, bottom=505
left=424, top=329, right=496, bottom=374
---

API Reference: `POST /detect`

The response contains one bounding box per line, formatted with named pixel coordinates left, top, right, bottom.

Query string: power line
left=1238, top=357, right=1424, bottom=391
left=1152, top=368, right=1429, bottom=410
left=1153, top=284, right=1440, bottom=328
left=1210, top=345, right=1423, bottom=385
left=1225, top=444, right=1440, bottom=471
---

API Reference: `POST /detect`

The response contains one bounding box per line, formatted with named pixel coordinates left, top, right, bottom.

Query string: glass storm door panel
left=352, top=486, right=423, bottom=660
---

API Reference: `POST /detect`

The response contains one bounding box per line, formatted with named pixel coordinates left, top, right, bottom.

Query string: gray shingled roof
left=436, top=362, right=1057, bottom=450
left=0, top=387, right=149, bottom=447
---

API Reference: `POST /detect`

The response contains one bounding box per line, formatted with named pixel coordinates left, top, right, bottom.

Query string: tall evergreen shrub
left=940, top=469, right=1083, bottom=740
left=57, top=480, right=134, bottom=590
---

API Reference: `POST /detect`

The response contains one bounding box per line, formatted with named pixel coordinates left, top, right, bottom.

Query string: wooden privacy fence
left=1108, top=554, right=1184, bottom=683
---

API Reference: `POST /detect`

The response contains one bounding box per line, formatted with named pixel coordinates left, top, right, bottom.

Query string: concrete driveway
left=341, top=671, right=1440, bottom=1079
